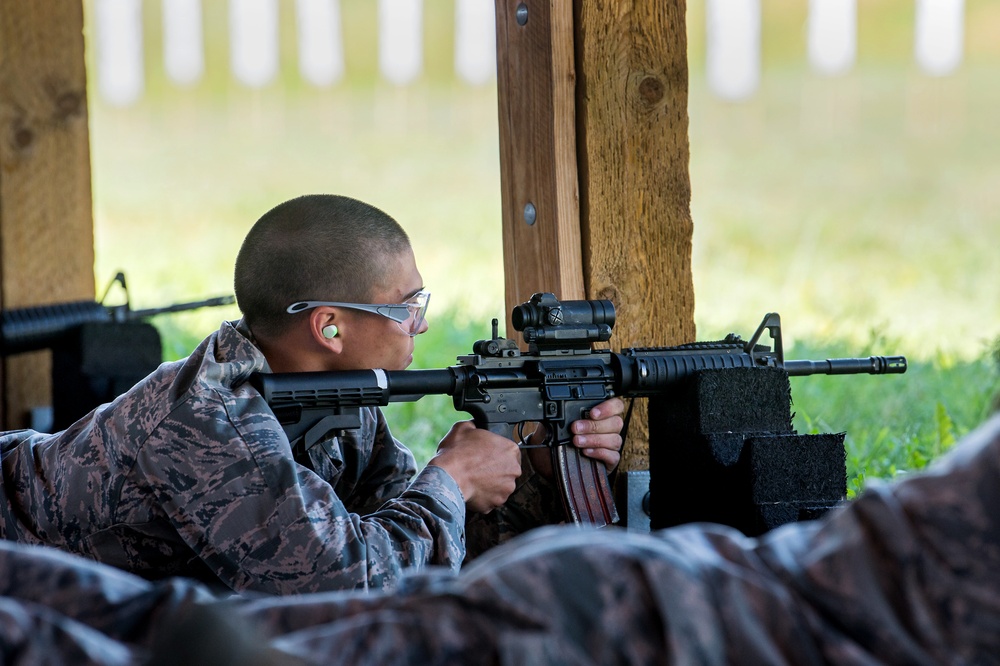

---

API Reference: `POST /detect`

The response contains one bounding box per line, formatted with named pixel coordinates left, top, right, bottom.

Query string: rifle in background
left=1, top=272, right=235, bottom=430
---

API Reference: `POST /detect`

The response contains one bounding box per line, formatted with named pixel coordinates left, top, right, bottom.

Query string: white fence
left=708, top=0, right=966, bottom=101
left=95, top=0, right=968, bottom=107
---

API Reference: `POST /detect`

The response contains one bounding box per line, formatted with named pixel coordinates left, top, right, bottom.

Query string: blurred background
left=82, top=0, right=1000, bottom=484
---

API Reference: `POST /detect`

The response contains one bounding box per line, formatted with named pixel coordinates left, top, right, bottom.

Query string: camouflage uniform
left=0, top=320, right=559, bottom=595
left=2, top=414, right=1000, bottom=664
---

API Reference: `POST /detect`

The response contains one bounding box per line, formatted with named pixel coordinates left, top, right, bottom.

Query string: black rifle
left=249, top=292, right=906, bottom=527
left=1, top=272, right=235, bottom=430
left=0, top=272, right=235, bottom=356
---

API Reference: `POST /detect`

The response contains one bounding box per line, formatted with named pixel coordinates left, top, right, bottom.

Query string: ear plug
left=322, top=324, right=339, bottom=339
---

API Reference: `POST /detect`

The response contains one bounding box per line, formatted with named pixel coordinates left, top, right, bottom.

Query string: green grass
left=788, top=336, right=1000, bottom=496
left=83, top=0, right=1000, bottom=492
left=688, top=66, right=1000, bottom=358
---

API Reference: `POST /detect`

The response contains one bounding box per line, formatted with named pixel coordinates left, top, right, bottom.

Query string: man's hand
left=527, top=397, right=626, bottom=478
left=427, top=421, right=522, bottom=514
left=569, top=397, right=626, bottom=469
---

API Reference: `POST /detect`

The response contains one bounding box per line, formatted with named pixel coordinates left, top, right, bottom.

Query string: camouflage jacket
left=0, top=320, right=559, bottom=595
left=2, top=414, right=999, bottom=665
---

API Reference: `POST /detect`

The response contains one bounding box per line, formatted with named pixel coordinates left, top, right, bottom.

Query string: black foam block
left=646, top=366, right=847, bottom=536
left=51, top=321, right=162, bottom=429
left=749, top=433, right=846, bottom=504
left=656, top=366, right=794, bottom=436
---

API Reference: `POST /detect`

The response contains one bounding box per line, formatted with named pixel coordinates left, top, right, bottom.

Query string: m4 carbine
left=1, top=272, right=235, bottom=430
left=0, top=272, right=235, bottom=356
left=250, top=293, right=906, bottom=527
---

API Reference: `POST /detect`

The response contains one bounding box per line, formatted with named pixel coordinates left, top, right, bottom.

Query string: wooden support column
left=494, top=0, right=695, bottom=470
left=575, top=1, right=695, bottom=470
left=494, top=0, right=585, bottom=320
left=0, top=2, right=95, bottom=429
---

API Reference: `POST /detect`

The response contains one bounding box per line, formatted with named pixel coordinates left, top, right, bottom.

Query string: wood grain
left=494, top=0, right=585, bottom=331
left=0, top=1, right=95, bottom=428
left=575, top=0, right=695, bottom=468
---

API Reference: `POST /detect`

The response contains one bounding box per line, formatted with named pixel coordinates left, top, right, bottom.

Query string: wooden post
left=494, top=0, right=694, bottom=470
left=575, top=0, right=695, bottom=470
left=494, top=0, right=585, bottom=325
left=0, top=2, right=95, bottom=429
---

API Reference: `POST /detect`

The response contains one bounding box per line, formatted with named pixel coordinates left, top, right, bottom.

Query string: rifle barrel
left=785, top=356, right=907, bottom=376
left=129, top=295, right=235, bottom=319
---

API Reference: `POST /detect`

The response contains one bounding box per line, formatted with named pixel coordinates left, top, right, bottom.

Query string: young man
left=0, top=194, right=624, bottom=594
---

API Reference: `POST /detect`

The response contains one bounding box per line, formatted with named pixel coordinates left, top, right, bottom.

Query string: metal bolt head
left=523, top=202, right=536, bottom=225
left=516, top=3, right=528, bottom=26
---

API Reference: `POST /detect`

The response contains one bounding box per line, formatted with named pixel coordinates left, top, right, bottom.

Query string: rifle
left=1, top=272, right=236, bottom=430
left=0, top=272, right=235, bottom=356
left=249, top=292, right=907, bottom=527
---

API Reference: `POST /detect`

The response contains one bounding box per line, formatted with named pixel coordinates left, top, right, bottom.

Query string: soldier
left=3, top=411, right=1000, bottom=664
left=0, top=194, right=624, bottom=594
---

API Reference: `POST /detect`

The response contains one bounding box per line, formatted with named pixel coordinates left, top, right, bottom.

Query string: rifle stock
left=250, top=294, right=907, bottom=528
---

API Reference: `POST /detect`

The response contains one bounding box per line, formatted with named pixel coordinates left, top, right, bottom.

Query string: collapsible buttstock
left=553, top=446, right=619, bottom=526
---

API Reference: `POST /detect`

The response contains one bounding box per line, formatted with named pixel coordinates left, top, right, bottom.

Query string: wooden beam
left=0, top=2, right=95, bottom=428
left=494, top=0, right=694, bottom=470
left=494, top=0, right=585, bottom=325
left=575, top=1, right=695, bottom=469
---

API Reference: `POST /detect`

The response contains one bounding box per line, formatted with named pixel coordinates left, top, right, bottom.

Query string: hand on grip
left=428, top=421, right=522, bottom=514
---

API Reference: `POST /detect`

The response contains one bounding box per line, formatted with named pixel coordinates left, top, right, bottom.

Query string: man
left=0, top=194, right=624, bottom=594
left=2, top=410, right=1000, bottom=665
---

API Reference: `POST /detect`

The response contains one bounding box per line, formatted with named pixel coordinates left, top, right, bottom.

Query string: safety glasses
left=286, top=289, right=430, bottom=337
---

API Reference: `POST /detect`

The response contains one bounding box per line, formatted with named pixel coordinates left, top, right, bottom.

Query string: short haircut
left=234, top=194, right=411, bottom=340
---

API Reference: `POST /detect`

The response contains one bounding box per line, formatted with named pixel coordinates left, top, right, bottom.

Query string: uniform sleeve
left=745, top=412, right=1000, bottom=663
left=0, top=540, right=214, bottom=664
left=135, top=390, right=468, bottom=595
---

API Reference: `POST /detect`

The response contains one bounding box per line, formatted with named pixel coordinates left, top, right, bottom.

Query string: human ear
left=310, top=309, right=343, bottom=351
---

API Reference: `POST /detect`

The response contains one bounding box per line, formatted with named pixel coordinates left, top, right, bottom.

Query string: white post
left=378, top=0, right=424, bottom=85
left=454, top=0, right=496, bottom=86
left=705, top=0, right=761, bottom=101
left=163, top=0, right=205, bottom=86
left=807, top=0, right=856, bottom=76
left=295, top=0, right=345, bottom=87
left=915, top=0, right=965, bottom=76
left=95, top=0, right=144, bottom=106
left=229, top=0, right=280, bottom=88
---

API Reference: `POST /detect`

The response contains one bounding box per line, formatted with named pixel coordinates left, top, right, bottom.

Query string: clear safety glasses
left=286, top=289, right=431, bottom=337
